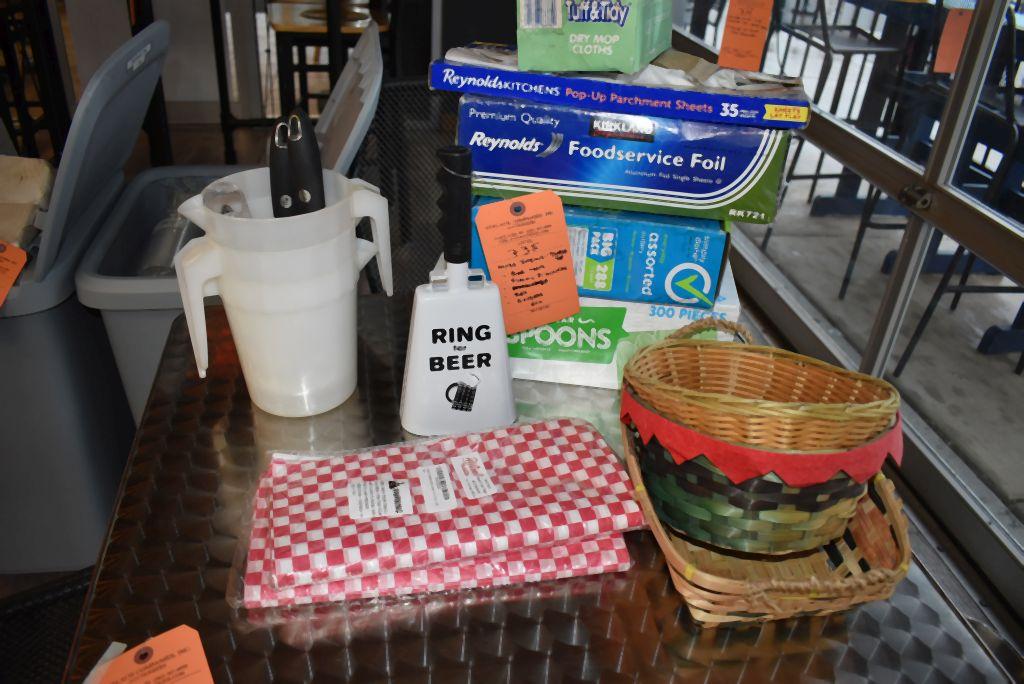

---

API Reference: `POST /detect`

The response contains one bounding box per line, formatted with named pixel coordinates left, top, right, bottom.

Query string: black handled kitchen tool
left=287, top=108, right=326, bottom=214
left=268, top=107, right=325, bottom=218
left=436, top=145, right=473, bottom=265
left=269, top=121, right=293, bottom=218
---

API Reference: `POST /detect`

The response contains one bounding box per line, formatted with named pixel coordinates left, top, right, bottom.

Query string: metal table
left=65, top=301, right=1012, bottom=682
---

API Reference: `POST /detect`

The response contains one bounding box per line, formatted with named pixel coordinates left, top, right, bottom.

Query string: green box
left=506, top=264, right=741, bottom=390
left=517, top=0, right=672, bottom=73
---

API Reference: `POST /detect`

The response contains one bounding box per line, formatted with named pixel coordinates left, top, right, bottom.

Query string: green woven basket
left=627, top=424, right=868, bottom=555
left=621, top=318, right=901, bottom=556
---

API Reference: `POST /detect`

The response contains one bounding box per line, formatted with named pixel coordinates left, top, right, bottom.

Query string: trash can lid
left=315, top=22, right=383, bottom=176
left=2, top=21, right=171, bottom=318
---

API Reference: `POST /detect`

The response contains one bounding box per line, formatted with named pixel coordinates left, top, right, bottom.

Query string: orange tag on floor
left=717, top=0, right=773, bottom=72
left=0, top=241, right=27, bottom=309
left=934, top=9, right=973, bottom=74
left=99, top=625, right=213, bottom=684
left=474, top=191, right=580, bottom=334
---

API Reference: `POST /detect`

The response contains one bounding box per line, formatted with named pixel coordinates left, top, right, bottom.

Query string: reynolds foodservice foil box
left=507, top=263, right=740, bottom=389
left=471, top=199, right=729, bottom=309
left=458, top=95, right=789, bottom=223
left=517, top=0, right=672, bottom=73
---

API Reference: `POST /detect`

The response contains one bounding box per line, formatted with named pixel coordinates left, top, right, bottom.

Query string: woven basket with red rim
left=621, top=318, right=903, bottom=555
left=622, top=423, right=911, bottom=625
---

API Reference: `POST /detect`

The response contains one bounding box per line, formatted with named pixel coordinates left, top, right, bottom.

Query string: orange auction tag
left=474, top=191, right=580, bottom=334
left=0, top=241, right=27, bottom=309
left=100, top=625, right=213, bottom=684
left=934, top=9, right=973, bottom=74
left=717, top=0, right=773, bottom=72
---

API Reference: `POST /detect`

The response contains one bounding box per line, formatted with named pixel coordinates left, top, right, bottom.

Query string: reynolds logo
left=467, top=131, right=543, bottom=153
left=590, top=115, right=655, bottom=142
left=664, top=263, right=714, bottom=307
left=566, top=0, right=631, bottom=28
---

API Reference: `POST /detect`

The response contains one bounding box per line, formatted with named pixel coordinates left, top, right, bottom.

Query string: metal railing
left=673, top=0, right=1024, bottom=619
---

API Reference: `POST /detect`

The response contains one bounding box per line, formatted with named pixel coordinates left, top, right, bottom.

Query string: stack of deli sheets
left=244, top=418, right=645, bottom=607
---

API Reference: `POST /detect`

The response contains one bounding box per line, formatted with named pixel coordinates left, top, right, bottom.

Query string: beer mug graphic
left=446, top=375, right=480, bottom=412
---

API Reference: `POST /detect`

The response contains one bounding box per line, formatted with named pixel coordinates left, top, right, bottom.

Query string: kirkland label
left=415, top=464, right=458, bottom=513
left=451, top=454, right=498, bottom=499
left=346, top=479, right=412, bottom=520
left=589, top=114, right=656, bottom=142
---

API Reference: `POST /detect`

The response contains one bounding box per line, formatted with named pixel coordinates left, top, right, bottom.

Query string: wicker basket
left=623, top=425, right=911, bottom=626
left=636, top=427, right=865, bottom=554
left=622, top=318, right=901, bottom=554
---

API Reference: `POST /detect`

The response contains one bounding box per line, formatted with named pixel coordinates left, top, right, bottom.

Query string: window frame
left=673, top=0, right=1024, bottom=617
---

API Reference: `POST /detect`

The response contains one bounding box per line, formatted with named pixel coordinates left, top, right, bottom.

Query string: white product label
left=451, top=454, right=499, bottom=499
left=346, top=479, right=412, bottom=520
left=568, top=224, right=588, bottom=286
left=520, top=0, right=562, bottom=29
left=126, top=44, right=151, bottom=72
left=416, top=464, right=459, bottom=513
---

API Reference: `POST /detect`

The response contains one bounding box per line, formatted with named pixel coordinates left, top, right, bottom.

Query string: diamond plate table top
left=67, top=301, right=1009, bottom=683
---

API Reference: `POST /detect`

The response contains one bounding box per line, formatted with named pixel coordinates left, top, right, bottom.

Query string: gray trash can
left=76, top=25, right=385, bottom=424
left=76, top=166, right=236, bottom=423
left=0, top=23, right=170, bottom=572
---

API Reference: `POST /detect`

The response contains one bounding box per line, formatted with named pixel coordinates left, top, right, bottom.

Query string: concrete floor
left=743, top=147, right=1024, bottom=520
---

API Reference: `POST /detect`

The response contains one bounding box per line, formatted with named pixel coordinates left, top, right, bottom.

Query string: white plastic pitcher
left=174, top=167, right=393, bottom=417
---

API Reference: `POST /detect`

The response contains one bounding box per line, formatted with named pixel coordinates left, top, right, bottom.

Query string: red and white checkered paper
left=244, top=476, right=632, bottom=607
left=255, top=418, right=644, bottom=593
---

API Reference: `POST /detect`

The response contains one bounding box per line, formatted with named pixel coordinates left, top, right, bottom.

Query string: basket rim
left=622, top=423, right=912, bottom=598
left=625, top=338, right=901, bottom=418
left=623, top=384, right=901, bottom=458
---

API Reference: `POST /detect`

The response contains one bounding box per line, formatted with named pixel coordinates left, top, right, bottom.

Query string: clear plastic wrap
left=231, top=418, right=646, bottom=610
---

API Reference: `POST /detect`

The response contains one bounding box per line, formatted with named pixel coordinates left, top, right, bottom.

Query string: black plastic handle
left=436, top=146, right=473, bottom=265
left=269, top=121, right=293, bottom=218
left=287, top=107, right=325, bottom=213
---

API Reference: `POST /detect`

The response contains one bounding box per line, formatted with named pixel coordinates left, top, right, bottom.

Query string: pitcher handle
left=351, top=187, right=393, bottom=296
left=174, top=236, right=222, bottom=379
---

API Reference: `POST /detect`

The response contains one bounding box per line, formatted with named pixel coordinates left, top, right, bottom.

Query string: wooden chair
left=268, top=0, right=392, bottom=115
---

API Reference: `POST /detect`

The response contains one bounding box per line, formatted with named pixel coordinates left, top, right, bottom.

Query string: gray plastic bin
left=76, top=25, right=385, bottom=424
left=76, top=166, right=234, bottom=423
left=0, top=23, right=170, bottom=572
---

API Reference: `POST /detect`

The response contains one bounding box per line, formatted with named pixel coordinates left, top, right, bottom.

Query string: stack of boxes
left=429, top=5, right=809, bottom=389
